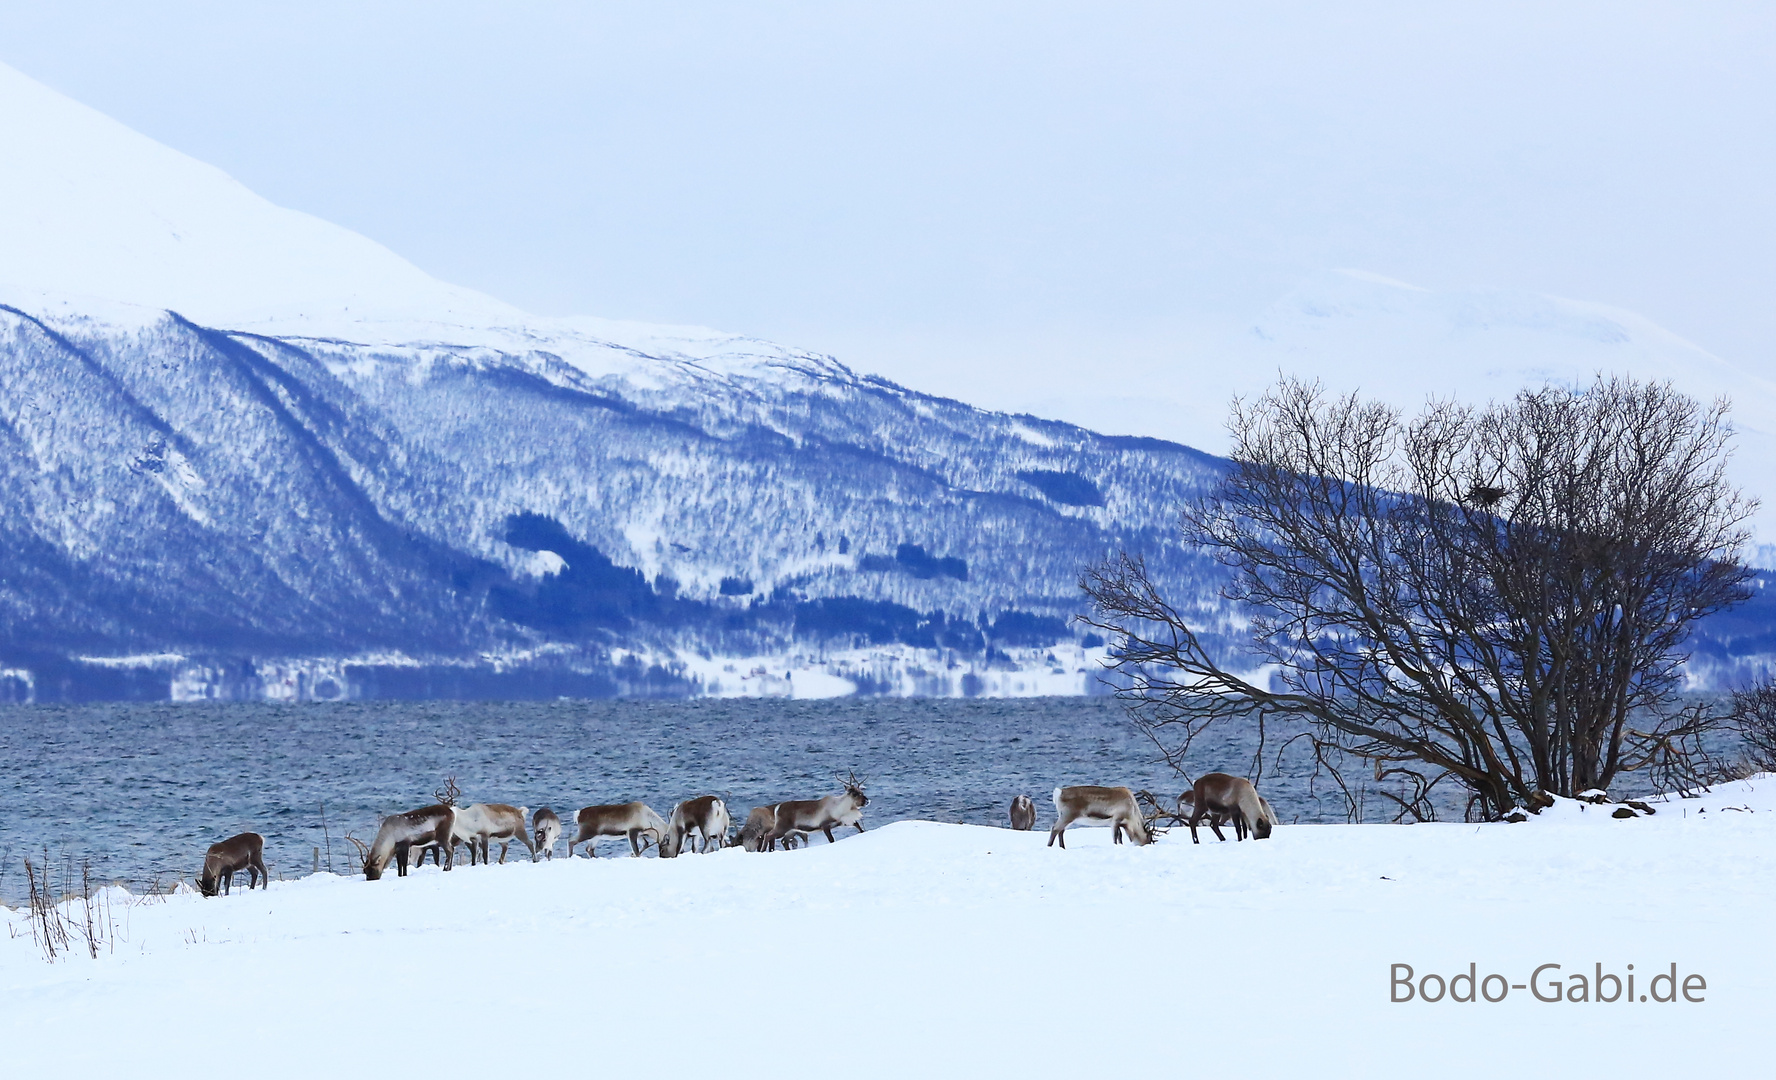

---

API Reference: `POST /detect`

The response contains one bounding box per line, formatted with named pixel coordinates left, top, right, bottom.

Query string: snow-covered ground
left=4, top=778, right=1770, bottom=1076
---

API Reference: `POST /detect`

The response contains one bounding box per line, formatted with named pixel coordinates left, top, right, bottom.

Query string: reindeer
left=360, top=804, right=456, bottom=879
left=1047, top=785, right=1151, bottom=848
left=405, top=776, right=465, bottom=868
left=661, top=795, right=731, bottom=857
left=739, top=804, right=779, bottom=852
left=533, top=807, right=562, bottom=860
left=1174, top=788, right=1279, bottom=838
left=567, top=802, right=668, bottom=857
left=1009, top=794, right=1037, bottom=831
left=1185, top=772, right=1275, bottom=843
left=737, top=803, right=813, bottom=851
left=451, top=803, right=535, bottom=864
left=198, top=832, right=267, bottom=897
left=768, top=773, right=868, bottom=847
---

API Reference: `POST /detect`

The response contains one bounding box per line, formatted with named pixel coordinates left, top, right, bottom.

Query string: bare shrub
left=19, top=853, right=119, bottom=962
left=1730, top=681, right=1776, bottom=773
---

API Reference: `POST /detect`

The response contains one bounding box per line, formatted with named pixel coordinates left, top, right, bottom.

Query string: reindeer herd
left=194, top=768, right=1277, bottom=897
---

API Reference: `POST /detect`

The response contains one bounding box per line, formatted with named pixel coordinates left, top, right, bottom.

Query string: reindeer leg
left=823, top=826, right=836, bottom=844
left=1209, top=817, right=1228, bottom=842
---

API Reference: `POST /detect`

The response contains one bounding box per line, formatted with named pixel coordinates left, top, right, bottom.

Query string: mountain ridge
left=3, top=60, right=1772, bottom=701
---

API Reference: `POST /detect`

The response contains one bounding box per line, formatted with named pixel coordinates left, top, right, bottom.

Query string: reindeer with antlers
left=767, top=772, right=868, bottom=848
left=354, top=778, right=460, bottom=879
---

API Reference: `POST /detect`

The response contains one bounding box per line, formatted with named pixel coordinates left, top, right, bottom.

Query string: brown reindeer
left=661, top=795, right=731, bottom=857
left=768, top=773, right=868, bottom=847
left=533, top=807, right=562, bottom=860
left=1185, top=773, right=1275, bottom=843
left=1047, top=786, right=1151, bottom=848
left=450, top=803, right=535, bottom=864
left=738, top=804, right=779, bottom=851
left=198, top=832, right=267, bottom=897
left=1009, top=794, right=1037, bottom=831
left=362, top=804, right=456, bottom=879
left=406, top=776, right=464, bottom=868
left=1174, top=789, right=1278, bottom=837
left=568, top=802, right=668, bottom=857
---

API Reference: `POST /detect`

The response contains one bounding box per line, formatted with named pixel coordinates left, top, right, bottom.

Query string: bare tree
left=1081, top=376, right=1755, bottom=821
left=1729, top=681, right=1776, bottom=772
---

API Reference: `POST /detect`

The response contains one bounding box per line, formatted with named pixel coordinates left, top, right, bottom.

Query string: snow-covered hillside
left=4, top=777, right=1771, bottom=1077
left=3, top=59, right=1773, bottom=700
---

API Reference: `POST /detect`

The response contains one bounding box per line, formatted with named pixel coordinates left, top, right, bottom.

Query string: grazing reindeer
left=198, top=832, right=267, bottom=897
left=451, top=803, right=535, bottom=864
left=533, top=807, right=562, bottom=860
left=568, top=802, right=668, bottom=857
left=1186, top=773, right=1274, bottom=843
left=769, top=772, right=868, bottom=847
left=739, top=804, right=779, bottom=852
left=361, top=804, right=456, bottom=879
left=1009, top=795, right=1037, bottom=831
left=1177, top=789, right=1280, bottom=836
left=661, top=795, right=731, bottom=857
left=1047, top=786, right=1151, bottom=848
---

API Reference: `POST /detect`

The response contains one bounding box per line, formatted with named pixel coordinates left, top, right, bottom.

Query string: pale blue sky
left=3, top=1, right=1772, bottom=425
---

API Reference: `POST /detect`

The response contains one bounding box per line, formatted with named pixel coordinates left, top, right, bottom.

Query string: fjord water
left=0, top=697, right=1327, bottom=901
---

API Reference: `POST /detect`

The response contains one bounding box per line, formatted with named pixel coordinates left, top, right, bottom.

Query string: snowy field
left=3, top=780, right=1771, bottom=1078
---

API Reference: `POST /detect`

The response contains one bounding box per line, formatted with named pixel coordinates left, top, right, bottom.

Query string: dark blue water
left=0, top=696, right=1351, bottom=902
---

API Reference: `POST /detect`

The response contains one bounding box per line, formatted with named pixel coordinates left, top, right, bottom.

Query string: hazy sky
left=3, top=2, right=1772, bottom=425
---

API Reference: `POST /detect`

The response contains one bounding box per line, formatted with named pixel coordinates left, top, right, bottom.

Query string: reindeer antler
left=343, top=832, right=372, bottom=872
left=433, top=775, right=461, bottom=808
left=1134, top=789, right=1190, bottom=830
left=839, top=769, right=866, bottom=792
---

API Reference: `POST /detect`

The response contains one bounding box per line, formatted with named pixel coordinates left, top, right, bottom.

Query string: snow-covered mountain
left=1, top=61, right=1770, bottom=702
